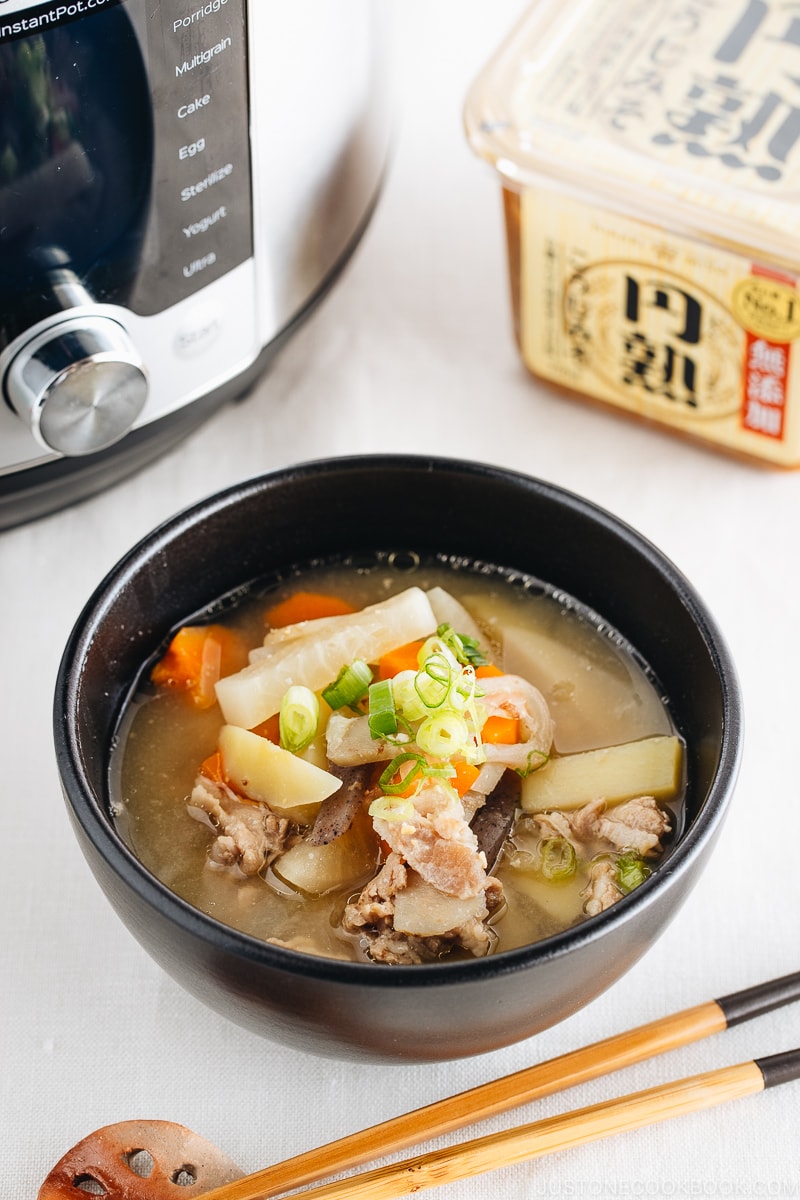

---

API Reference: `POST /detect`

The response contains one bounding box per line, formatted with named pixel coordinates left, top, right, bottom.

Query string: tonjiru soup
left=113, top=553, right=684, bottom=965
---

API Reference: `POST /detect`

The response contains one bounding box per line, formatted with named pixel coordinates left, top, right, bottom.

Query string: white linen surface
left=2, top=3, right=798, bottom=1197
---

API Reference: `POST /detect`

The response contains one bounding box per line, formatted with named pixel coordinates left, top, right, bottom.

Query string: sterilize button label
left=180, top=163, right=233, bottom=202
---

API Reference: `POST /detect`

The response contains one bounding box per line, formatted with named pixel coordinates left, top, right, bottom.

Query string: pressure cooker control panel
left=132, top=0, right=254, bottom=315
left=0, top=0, right=261, bottom=467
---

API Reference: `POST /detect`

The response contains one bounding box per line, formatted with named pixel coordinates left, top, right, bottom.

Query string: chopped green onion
left=436, top=623, right=488, bottom=668
left=416, top=710, right=470, bottom=758
left=538, top=837, right=577, bottom=881
left=392, top=670, right=429, bottom=723
left=368, top=677, right=398, bottom=738
left=448, top=664, right=477, bottom=712
left=516, top=748, right=549, bottom=778
left=378, top=751, right=426, bottom=795
left=322, top=659, right=372, bottom=710
left=616, top=854, right=651, bottom=894
left=414, top=652, right=452, bottom=709
left=368, top=794, right=416, bottom=823
left=422, top=762, right=457, bottom=781
left=279, top=685, right=319, bottom=753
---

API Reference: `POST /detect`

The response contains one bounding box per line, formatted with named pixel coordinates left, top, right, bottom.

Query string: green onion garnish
left=278, top=685, right=319, bottom=753
left=538, top=837, right=577, bottom=881
left=416, top=710, right=470, bottom=758
left=414, top=652, right=452, bottom=710
left=378, top=751, right=426, bottom=795
left=322, top=659, right=373, bottom=710
left=368, top=794, right=416, bottom=823
left=616, top=854, right=651, bottom=894
left=392, top=670, right=429, bottom=723
left=368, top=677, right=398, bottom=738
left=516, top=748, right=550, bottom=778
left=436, top=623, right=488, bottom=668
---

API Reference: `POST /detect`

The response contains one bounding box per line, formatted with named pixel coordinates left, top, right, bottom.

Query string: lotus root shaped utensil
left=38, top=1120, right=243, bottom=1199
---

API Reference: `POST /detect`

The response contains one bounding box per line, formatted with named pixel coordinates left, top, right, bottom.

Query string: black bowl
left=54, top=455, right=742, bottom=1062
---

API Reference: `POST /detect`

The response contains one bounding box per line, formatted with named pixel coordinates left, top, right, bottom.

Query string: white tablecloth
left=3, top=3, right=799, bottom=1196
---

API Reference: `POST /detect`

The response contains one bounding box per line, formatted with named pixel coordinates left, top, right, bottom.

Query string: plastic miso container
left=464, top=0, right=800, bottom=467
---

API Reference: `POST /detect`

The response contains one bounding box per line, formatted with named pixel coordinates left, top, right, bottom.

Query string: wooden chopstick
left=199, top=970, right=800, bottom=1200
left=252, top=1051, right=800, bottom=1200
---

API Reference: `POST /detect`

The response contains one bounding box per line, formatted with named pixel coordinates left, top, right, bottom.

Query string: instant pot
left=0, top=0, right=390, bottom=528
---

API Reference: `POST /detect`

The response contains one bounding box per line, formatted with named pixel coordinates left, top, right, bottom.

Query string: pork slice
left=343, top=852, right=409, bottom=929
left=343, top=854, right=503, bottom=964
left=373, top=778, right=487, bottom=900
left=534, top=809, right=577, bottom=843
left=581, top=859, right=623, bottom=916
left=570, top=795, right=670, bottom=857
left=188, top=776, right=291, bottom=876
left=479, top=674, right=555, bottom=772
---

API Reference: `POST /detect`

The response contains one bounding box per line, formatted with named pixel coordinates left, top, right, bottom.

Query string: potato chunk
left=392, top=873, right=487, bottom=937
left=520, top=735, right=683, bottom=813
left=274, top=812, right=378, bottom=896
left=218, top=725, right=341, bottom=823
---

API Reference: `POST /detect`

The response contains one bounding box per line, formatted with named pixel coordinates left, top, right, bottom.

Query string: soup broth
left=114, top=555, right=683, bottom=964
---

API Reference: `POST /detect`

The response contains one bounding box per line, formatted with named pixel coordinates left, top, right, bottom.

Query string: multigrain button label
left=176, top=37, right=231, bottom=76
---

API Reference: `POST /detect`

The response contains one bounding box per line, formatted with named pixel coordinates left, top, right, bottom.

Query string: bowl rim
left=54, top=453, right=743, bottom=988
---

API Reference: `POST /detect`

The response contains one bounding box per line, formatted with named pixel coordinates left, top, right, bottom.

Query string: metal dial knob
left=5, top=316, right=148, bottom=456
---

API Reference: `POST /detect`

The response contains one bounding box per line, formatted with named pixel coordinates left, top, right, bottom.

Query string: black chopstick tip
left=716, top=970, right=800, bottom=1028
left=755, top=1048, right=800, bottom=1090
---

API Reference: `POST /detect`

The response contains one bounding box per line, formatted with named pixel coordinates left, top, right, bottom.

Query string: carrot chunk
left=475, top=663, right=504, bottom=678
left=481, top=714, right=520, bottom=745
left=199, top=751, right=226, bottom=784
left=151, top=625, right=247, bottom=708
left=250, top=713, right=281, bottom=744
left=452, top=760, right=480, bottom=797
left=265, top=591, right=356, bottom=628
left=376, top=639, right=426, bottom=680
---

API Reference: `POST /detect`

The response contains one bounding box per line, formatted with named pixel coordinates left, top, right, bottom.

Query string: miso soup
left=114, top=554, right=684, bottom=965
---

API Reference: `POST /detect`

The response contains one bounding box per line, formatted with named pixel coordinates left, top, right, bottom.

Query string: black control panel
left=0, top=0, right=253, bottom=343
left=131, top=0, right=253, bottom=315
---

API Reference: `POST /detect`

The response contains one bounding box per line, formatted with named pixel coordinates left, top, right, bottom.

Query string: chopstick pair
left=200, top=969, right=800, bottom=1200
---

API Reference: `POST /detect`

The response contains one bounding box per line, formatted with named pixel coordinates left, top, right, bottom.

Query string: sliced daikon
left=326, top=712, right=400, bottom=765
left=520, top=735, right=683, bottom=813
left=426, top=587, right=486, bottom=648
left=216, top=587, right=437, bottom=729
left=218, top=725, right=341, bottom=823
left=392, top=872, right=486, bottom=936
left=273, top=813, right=378, bottom=896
